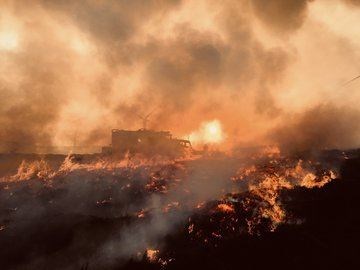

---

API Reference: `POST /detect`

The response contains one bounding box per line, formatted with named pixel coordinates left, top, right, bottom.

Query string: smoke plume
left=0, top=0, right=359, bottom=151
left=271, top=104, right=360, bottom=153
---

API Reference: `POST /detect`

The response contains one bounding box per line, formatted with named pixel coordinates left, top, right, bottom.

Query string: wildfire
left=0, top=147, right=341, bottom=263
left=146, top=249, right=159, bottom=262
left=217, top=203, right=235, bottom=213
left=188, top=119, right=225, bottom=145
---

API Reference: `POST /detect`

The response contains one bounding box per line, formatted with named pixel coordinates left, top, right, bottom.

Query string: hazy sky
left=1, top=0, right=360, bottom=152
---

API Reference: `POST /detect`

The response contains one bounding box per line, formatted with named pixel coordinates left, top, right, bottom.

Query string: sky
left=1, top=0, right=360, bottom=153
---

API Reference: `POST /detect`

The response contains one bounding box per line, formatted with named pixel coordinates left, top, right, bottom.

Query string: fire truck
left=102, top=129, right=192, bottom=157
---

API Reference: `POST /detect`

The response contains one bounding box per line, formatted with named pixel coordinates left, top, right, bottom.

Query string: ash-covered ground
left=0, top=150, right=359, bottom=270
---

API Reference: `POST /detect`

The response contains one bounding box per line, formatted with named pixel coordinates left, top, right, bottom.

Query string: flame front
left=146, top=249, right=159, bottom=262
left=0, top=148, right=340, bottom=265
left=188, top=119, right=225, bottom=146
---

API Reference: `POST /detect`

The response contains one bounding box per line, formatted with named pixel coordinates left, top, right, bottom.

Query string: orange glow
left=146, top=249, right=159, bottom=262
left=0, top=30, right=18, bottom=51
left=0, top=1, right=360, bottom=151
left=217, top=203, right=235, bottom=213
left=188, top=120, right=225, bottom=145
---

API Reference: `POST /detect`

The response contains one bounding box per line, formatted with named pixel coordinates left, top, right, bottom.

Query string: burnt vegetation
left=0, top=150, right=359, bottom=269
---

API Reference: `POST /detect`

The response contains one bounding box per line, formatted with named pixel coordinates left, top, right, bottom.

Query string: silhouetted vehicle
left=102, top=129, right=191, bottom=157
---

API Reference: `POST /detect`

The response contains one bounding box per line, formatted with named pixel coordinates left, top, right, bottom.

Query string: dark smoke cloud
left=134, top=7, right=289, bottom=128
left=0, top=0, right=359, bottom=151
left=143, top=28, right=223, bottom=111
left=81, top=0, right=289, bottom=125
left=343, top=0, right=360, bottom=5
left=271, top=104, right=360, bottom=153
left=251, top=0, right=314, bottom=33
left=40, top=0, right=182, bottom=66
left=0, top=14, right=71, bottom=152
left=251, top=0, right=360, bottom=34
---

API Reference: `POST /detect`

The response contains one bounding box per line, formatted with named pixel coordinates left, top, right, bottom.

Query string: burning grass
left=0, top=149, right=343, bottom=269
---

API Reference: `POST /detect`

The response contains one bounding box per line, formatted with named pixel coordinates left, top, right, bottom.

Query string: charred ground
left=0, top=150, right=359, bottom=270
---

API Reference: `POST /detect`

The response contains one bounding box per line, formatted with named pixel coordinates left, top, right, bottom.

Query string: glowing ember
left=137, top=209, right=146, bottom=218
left=146, top=249, right=159, bottom=262
left=217, top=203, right=235, bottom=213
left=188, top=223, right=194, bottom=234
left=0, top=148, right=341, bottom=265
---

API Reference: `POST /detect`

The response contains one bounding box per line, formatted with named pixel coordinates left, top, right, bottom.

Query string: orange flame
left=146, top=249, right=159, bottom=262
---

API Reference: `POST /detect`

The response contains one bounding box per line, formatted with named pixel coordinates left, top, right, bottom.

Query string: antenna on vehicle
left=137, top=108, right=156, bottom=130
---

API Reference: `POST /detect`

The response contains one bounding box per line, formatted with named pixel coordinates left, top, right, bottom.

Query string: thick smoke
left=251, top=0, right=314, bottom=33
left=97, top=158, right=239, bottom=267
left=343, top=0, right=360, bottom=5
left=0, top=6, right=71, bottom=152
left=0, top=0, right=359, bottom=151
left=271, top=104, right=360, bottom=153
left=1, top=1, right=359, bottom=269
left=0, top=156, right=245, bottom=269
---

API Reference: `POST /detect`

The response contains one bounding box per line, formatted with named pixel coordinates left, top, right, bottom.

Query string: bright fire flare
left=217, top=203, right=235, bottom=213
left=188, top=119, right=224, bottom=145
left=0, top=30, right=19, bottom=51
left=146, top=249, right=159, bottom=262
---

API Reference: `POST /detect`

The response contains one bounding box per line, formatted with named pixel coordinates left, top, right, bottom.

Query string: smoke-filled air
left=1, top=0, right=360, bottom=152
left=0, top=1, right=360, bottom=270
